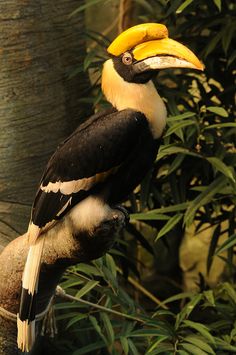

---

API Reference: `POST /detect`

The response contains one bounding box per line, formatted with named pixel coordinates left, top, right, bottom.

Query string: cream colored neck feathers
left=101, top=59, right=167, bottom=139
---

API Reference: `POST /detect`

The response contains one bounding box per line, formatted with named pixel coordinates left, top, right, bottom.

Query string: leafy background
left=42, top=1, right=236, bottom=354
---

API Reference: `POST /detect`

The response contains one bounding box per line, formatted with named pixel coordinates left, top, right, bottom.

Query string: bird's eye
left=122, top=52, right=133, bottom=65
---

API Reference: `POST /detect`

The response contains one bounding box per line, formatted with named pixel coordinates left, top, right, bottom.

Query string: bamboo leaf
left=215, top=233, right=236, bottom=254
left=184, top=176, right=226, bottom=227
left=73, top=340, right=105, bottom=355
left=166, top=112, right=196, bottom=122
left=176, top=295, right=202, bottom=329
left=213, top=0, right=221, bottom=11
left=120, top=336, right=129, bottom=355
left=184, top=335, right=215, bottom=354
left=206, top=157, right=235, bottom=182
left=101, top=312, right=114, bottom=345
left=89, top=315, right=108, bottom=345
left=206, top=106, right=228, bottom=117
left=203, top=122, right=236, bottom=130
left=164, top=120, right=197, bottom=138
left=176, top=0, right=194, bottom=13
left=131, top=213, right=170, bottom=221
left=181, top=342, right=209, bottom=355
left=182, top=320, right=215, bottom=344
left=66, top=314, right=88, bottom=329
left=155, top=214, right=183, bottom=242
left=75, top=280, right=99, bottom=299
left=207, top=224, right=221, bottom=274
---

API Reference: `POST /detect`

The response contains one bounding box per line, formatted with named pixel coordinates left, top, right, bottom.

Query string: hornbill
left=17, top=23, right=203, bottom=351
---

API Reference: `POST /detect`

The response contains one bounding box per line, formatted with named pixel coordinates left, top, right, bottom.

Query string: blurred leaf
left=155, top=213, right=183, bottom=242
left=212, top=0, right=221, bottom=11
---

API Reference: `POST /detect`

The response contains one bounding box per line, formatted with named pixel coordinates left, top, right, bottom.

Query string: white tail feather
left=17, top=235, right=45, bottom=352
left=22, top=236, right=45, bottom=293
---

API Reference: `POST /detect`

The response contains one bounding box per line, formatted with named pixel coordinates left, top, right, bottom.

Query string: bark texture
left=0, top=0, right=91, bottom=247
left=0, top=208, right=125, bottom=355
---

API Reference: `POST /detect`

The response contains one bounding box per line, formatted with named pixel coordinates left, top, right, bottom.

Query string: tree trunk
left=0, top=0, right=91, bottom=249
left=0, top=0, right=95, bottom=353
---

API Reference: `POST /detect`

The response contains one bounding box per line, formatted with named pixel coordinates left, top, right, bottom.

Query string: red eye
left=122, top=53, right=133, bottom=65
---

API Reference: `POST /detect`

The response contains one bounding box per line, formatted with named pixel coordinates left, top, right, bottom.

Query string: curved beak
left=132, top=37, right=204, bottom=72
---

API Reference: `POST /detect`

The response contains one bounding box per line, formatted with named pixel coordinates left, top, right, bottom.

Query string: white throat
left=101, top=59, right=167, bottom=138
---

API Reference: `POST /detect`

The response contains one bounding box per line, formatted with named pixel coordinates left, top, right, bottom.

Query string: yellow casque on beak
left=108, top=23, right=203, bottom=71
left=133, top=37, right=204, bottom=71
left=107, top=23, right=168, bottom=56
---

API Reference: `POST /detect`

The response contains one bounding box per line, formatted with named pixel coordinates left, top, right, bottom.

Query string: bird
left=17, top=22, right=203, bottom=352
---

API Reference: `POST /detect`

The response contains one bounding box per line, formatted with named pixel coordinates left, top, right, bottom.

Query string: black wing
left=30, top=109, right=152, bottom=231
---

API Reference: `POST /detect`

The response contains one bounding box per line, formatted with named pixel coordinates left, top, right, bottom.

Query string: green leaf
left=182, top=320, right=215, bottom=344
left=155, top=214, right=183, bottom=242
left=146, top=342, right=174, bottom=354
left=214, top=337, right=236, bottom=352
left=207, top=224, right=221, bottom=274
left=75, top=263, right=102, bottom=276
left=73, top=340, right=105, bottom=355
left=75, top=280, right=99, bottom=299
left=203, top=122, right=236, bottom=130
left=206, top=106, right=228, bottom=117
left=157, top=145, right=200, bottom=161
left=176, top=0, right=194, bottom=13
left=176, top=295, right=202, bottom=329
left=203, top=290, right=215, bottom=307
left=181, top=342, right=209, bottom=355
left=215, top=233, right=236, bottom=254
left=184, top=176, right=226, bottom=227
left=89, top=315, right=108, bottom=345
left=164, top=120, right=197, bottom=138
left=150, top=202, right=190, bottom=214
left=146, top=336, right=170, bottom=353
left=213, top=0, right=221, bottom=11
left=130, top=328, right=170, bottom=337
left=128, top=339, right=139, bottom=355
left=66, top=314, right=88, bottom=329
left=131, top=213, right=170, bottom=221
left=160, top=292, right=194, bottom=306
left=69, top=0, right=109, bottom=17
left=120, top=336, right=129, bottom=355
left=206, top=157, right=235, bottom=182
left=166, top=112, right=196, bottom=122
left=184, top=335, right=215, bottom=354
left=105, top=254, right=117, bottom=278
left=101, top=312, right=114, bottom=345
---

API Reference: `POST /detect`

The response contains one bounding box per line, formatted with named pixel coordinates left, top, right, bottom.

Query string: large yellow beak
left=108, top=23, right=204, bottom=71
left=133, top=37, right=203, bottom=71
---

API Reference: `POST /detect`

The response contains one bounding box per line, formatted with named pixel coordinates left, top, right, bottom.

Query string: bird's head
left=106, top=23, right=203, bottom=84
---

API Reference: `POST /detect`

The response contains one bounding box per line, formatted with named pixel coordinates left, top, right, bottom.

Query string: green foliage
left=48, top=0, right=236, bottom=353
